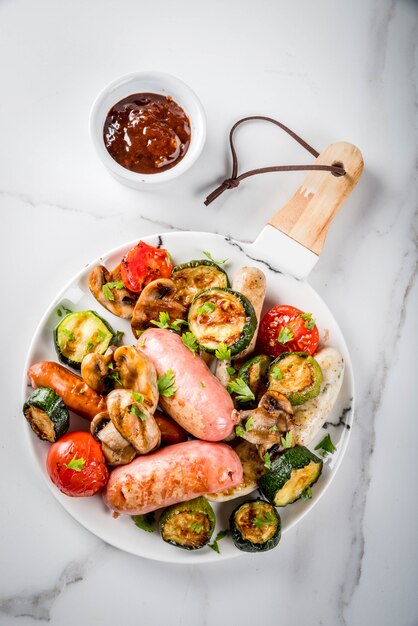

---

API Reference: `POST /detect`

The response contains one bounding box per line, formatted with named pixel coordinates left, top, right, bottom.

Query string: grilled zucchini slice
left=54, top=310, right=114, bottom=370
left=159, top=497, right=216, bottom=550
left=188, top=288, right=257, bottom=355
left=230, top=499, right=281, bottom=552
left=172, top=260, right=230, bottom=306
left=259, top=446, right=323, bottom=507
left=268, top=352, right=322, bottom=406
left=23, top=387, right=69, bottom=442
left=237, top=354, right=272, bottom=408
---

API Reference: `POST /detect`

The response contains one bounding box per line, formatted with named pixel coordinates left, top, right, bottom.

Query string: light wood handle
left=268, top=142, right=364, bottom=255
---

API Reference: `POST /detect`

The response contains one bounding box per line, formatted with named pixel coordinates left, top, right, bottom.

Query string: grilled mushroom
left=113, top=345, right=158, bottom=413
left=90, top=412, right=136, bottom=465
left=107, top=389, right=161, bottom=454
left=81, top=347, right=116, bottom=393
left=131, top=278, right=187, bottom=338
left=89, top=264, right=137, bottom=319
left=236, top=390, right=294, bottom=450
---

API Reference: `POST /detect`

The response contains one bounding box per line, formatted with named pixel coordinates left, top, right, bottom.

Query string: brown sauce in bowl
left=103, top=93, right=191, bottom=174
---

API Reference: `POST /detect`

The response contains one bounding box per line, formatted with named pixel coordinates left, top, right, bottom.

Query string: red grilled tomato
left=257, top=305, right=320, bottom=358
left=121, top=241, right=173, bottom=293
left=46, top=431, right=108, bottom=497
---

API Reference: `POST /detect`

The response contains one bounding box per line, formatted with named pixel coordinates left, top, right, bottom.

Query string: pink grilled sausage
left=104, top=440, right=243, bottom=514
left=139, top=328, right=237, bottom=440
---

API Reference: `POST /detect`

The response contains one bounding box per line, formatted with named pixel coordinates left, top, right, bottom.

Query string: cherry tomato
left=46, top=431, right=108, bottom=497
left=257, top=304, right=320, bottom=358
left=154, top=410, right=188, bottom=446
left=121, top=241, right=173, bottom=293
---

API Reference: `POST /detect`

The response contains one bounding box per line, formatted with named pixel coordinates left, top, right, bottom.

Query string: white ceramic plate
left=22, top=231, right=354, bottom=564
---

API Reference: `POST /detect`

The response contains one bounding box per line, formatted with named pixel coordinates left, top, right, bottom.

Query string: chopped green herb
left=263, top=452, right=272, bottom=470
left=130, top=404, right=147, bottom=421
left=215, top=343, right=231, bottom=361
left=281, top=431, right=293, bottom=449
left=197, top=301, right=216, bottom=316
left=200, top=381, right=206, bottom=388
left=57, top=308, right=62, bottom=317
left=315, top=433, right=336, bottom=457
left=132, top=513, right=155, bottom=533
left=137, top=336, right=146, bottom=347
left=166, top=250, right=173, bottom=265
left=132, top=391, right=144, bottom=403
left=301, top=312, right=316, bottom=331
left=300, top=487, right=312, bottom=500
left=102, top=280, right=124, bottom=301
left=169, top=318, right=188, bottom=331
left=191, top=522, right=203, bottom=533
left=226, top=366, right=236, bottom=376
left=86, top=340, right=95, bottom=352
left=227, top=378, right=255, bottom=403
left=253, top=512, right=276, bottom=528
left=182, top=332, right=198, bottom=354
left=277, top=326, right=294, bottom=344
left=269, top=424, right=279, bottom=432
left=208, top=529, right=229, bottom=554
left=112, top=330, right=125, bottom=345
left=245, top=416, right=255, bottom=431
left=203, top=251, right=228, bottom=265
left=62, top=328, right=75, bottom=342
left=150, top=312, right=188, bottom=332
left=97, top=329, right=107, bottom=342
left=79, top=388, right=85, bottom=395
left=271, top=365, right=283, bottom=380
left=157, top=370, right=177, bottom=397
left=235, top=425, right=245, bottom=438
left=65, top=455, right=86, bottom=472
left=108, top=370, right=122, bottom=385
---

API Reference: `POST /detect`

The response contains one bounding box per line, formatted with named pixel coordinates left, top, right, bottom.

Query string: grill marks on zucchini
left=230, top=499, right=281, bottom=552
left=188, top=288, right=257, bottom=355
left=159, top=497, right=216, bottom=550
left=23, top=387, right=69, bottom=442
left=172, top=260, right=229, bottom=306
left=54, top=311, right=114, bottom=370
left=268, top=352, right=322, bottom=406
left=237, top=354, right=272, bottom=408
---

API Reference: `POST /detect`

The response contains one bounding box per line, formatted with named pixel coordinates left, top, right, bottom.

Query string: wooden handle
left=268, top=142, right=364, bottom=255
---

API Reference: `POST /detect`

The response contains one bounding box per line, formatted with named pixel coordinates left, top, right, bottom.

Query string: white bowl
left=89, top=71, right=206, bottom=188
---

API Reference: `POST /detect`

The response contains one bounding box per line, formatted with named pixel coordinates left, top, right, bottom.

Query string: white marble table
left=1, top=1, right=417, bottom=624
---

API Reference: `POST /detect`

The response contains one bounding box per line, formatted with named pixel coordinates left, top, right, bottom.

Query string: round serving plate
left=22, top=231, right=354, bottom=564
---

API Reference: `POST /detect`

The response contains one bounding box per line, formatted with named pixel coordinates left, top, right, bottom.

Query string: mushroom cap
left=113, top=345, right=158, bottom=413
left=89, top=265, right=137, bottom=319
left=131, top=278, right=187, bottom=337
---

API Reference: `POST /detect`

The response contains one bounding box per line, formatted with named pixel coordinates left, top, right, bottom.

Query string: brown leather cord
left=204, top=116, right=346, bottom=205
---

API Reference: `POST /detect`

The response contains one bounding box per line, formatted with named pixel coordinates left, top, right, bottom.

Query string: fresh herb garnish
left=97, top=329, right=107, bottom=342
left=226, top=366, right=236, bottom=376
left=215, top=343, right=231, bottom=361
left=130, top=404, right=147, bottom=421
left=112, top=330, right=125, bottom=345
left=263, top=452, right=272, bottom=469
left=277, top=326, right=294, bottom=344
left=191, top=522, right=203, bottom=533
left=131, top=513, right=155, bottom=533
left=203, top=251, right=228, bottom=265
left=157, top=369, right=177, bottom=397
left=269, top=424, right=279, bottom=432
left=281, top=431, right=293, bottom=449
left=208, top=529, right=229, bottom=554
left=253, top=512, right=276, bottom=528
left=300, top=312, right=316, bottom=331
left=245, top=416, right=255, bottom=431
left=102, top=280, right=124, bottom=301
left=57, top=308, right=62, bottom=317
left=65, top=455, right=86, bottom=472
left=62, top=328, right=75, bottom=342
left=86, top=340, right=95, bottom=352
left=197, top=301, right=216, bottom=316
left=132, top=391, right=144, bottom=403
left=227, top=378, right=255, bottom=403
left=150, top=312, right=188, bottom=332
left=108, top=370, right=122, bottom=385
left=166, top=250, right=173, bottom=265
left=79, top=388, right=85, bottom=395
left=300, top=487, right=312, bottom=500
left=57, top=306, right=72, bottom=317
left=315, top=433, right=336, bottom=457
left=271, top=365, right=283, bottom=380
left=200, top=381, right=206, bottom=388
left=235, top=425, right=245, bottom=438
left=137, top=336, right=146, bottom=347
left=181, top=332, right=198, bottom=354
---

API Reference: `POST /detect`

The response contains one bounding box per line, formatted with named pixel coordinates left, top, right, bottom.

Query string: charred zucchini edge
left=229, top=499, right=281, bottom=552
left=23, top=387, right=69, bottom=442
left=159, top=497, right=216, bottom=550
left=268, top=352, right=322, bottom=406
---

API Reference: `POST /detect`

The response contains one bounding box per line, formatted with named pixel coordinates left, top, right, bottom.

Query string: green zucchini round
left=258, top=446, right=323, bottom=507
left=188, top=288, right=257, bottom=356
left=172, top=260, right=230, bottom=306
left=238, top=354, right=272, bottom=408
left=23, top=387, right=69, bottom=442
left=54, top=310, right=114, bottom=370
left=268, top=352, right=322, bottom=405
left=159, top=497, right=216, bottom=550
left=229, top=499, right=281, bottom=552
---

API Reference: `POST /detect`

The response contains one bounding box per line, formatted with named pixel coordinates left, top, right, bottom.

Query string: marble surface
left=1, top=0, right=417, bottom=624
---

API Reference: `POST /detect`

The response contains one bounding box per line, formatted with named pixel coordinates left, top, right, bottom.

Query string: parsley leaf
left=102, top=280, right=124, bottom=301
left=300, top=487, right=312, bottom=500
left=182, top=332, right=198, bottom=354
left=112, top=330, right=125, bottom=345
left=263, top=452, right=272, bottom=469
left=200, top=381, right=206, bottom=388
left=301, top=312, right=316, bottom=331
left=97, top=329, right=107, bottom=342
left=132, top=513, right=155, bottom=533
left=226, top=366, right=236, bottom=376
left=130, top=405, right=147, bottom=421
left=245, top=416, right=255, bottom=431
left=281, top=431, right=293, bottom=449
left=277, top=326, right=294, bottom=344
left=235, top=425, right=245, bottom=438
left=191, top=522, right=203, bottom=533
left=57, top=308, right=62, bottom=317
left=86, top=340, right=95, bottom=352
left=271, top=365, right=283, bottom=380
left=203, top=251, right=228, bottom=265
left=227, top=378, right=255, bottom=403
left=62, top=328, right=75, bottom=342
left=215, top=343, right=231, bottom=361
left=132, top=391, right=144, bottom=403
left=157, top=370, right=177, bottom=397
left=208, top=529, right=229, bottom=554
left=169, top=318, right=188, bottom=331
left=137, top=336, right=146, bottom=347
left=253, top=512, right=277, bottom=528
left=108, top=370, right=122, bottom=385
left=197, top=301, right=216, bottom=316
left=269, top=424, right=279, bottom=433
left=65, top=455, right=86, bottom=472
left=150, top=312, right=188, bottom=332
left=315, top=434, right=336, bottom=457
